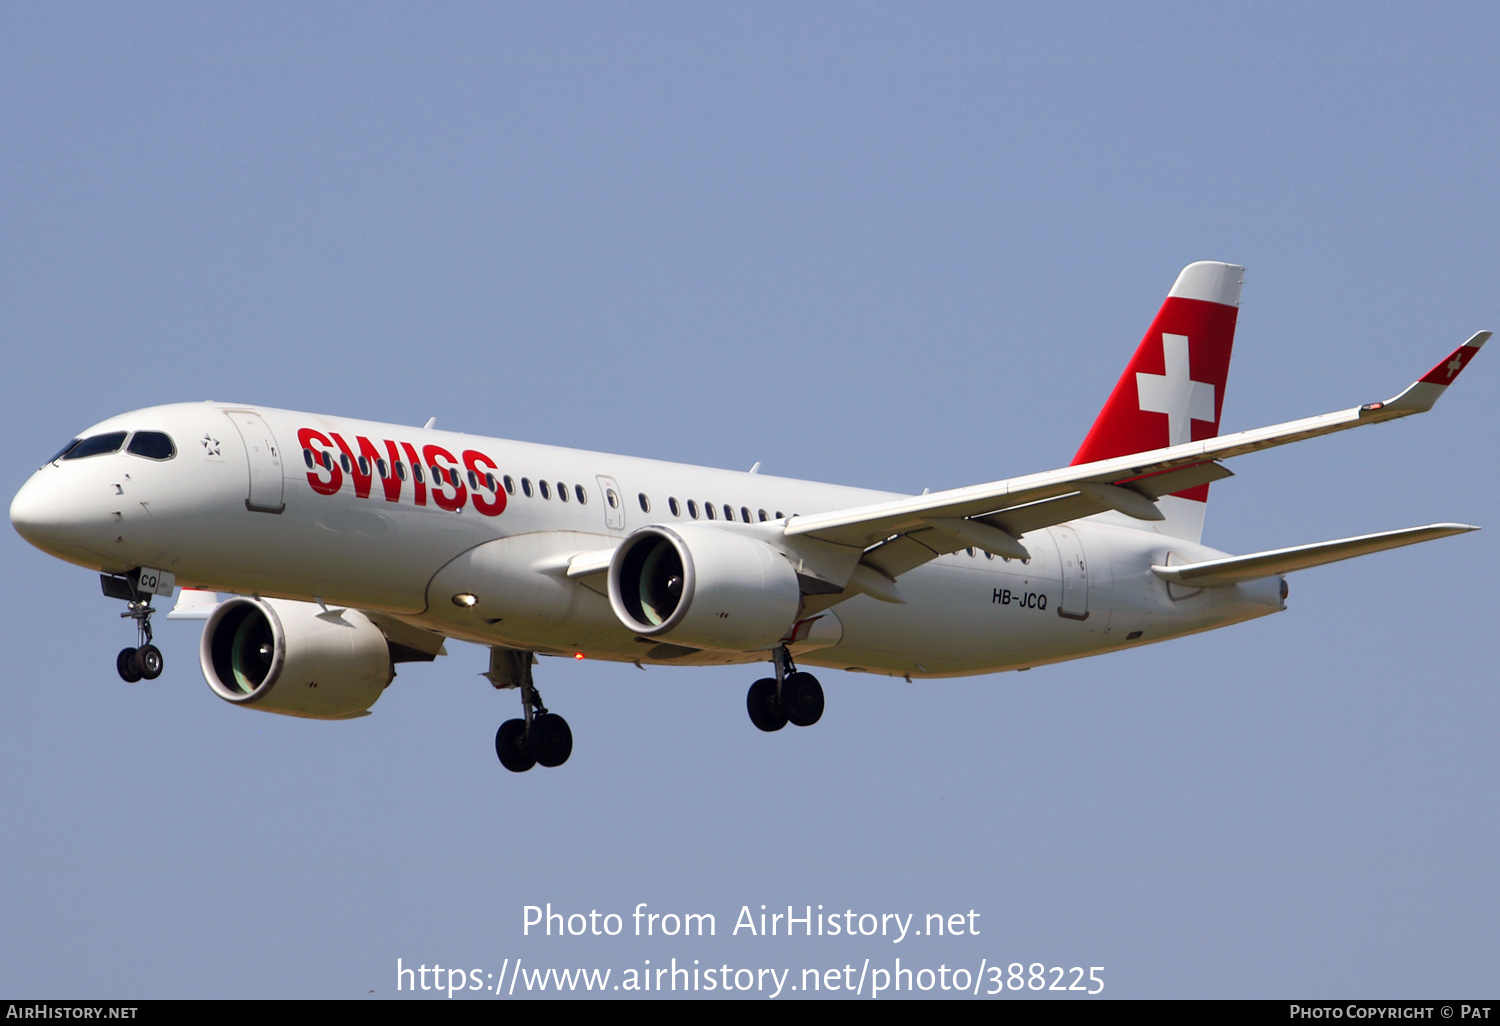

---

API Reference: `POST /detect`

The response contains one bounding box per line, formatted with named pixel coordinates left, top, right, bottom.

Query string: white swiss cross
left=1446, top=353, right=1464, bottom=379
left=1136, top=333, right=1216, bottom=447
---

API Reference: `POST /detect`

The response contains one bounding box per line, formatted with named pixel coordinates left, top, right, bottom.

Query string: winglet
left=1377, top=331, right=1489, bottom=415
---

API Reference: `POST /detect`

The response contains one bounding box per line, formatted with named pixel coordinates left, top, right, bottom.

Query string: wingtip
left=1383, top=333, right=1488, bottom=410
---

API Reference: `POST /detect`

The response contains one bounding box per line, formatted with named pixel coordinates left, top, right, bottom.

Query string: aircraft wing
left=786, top=333, right=1488, bottom=576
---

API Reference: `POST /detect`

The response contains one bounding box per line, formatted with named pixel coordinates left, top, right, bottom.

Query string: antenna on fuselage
left=423, top=417, right=437, bottom=429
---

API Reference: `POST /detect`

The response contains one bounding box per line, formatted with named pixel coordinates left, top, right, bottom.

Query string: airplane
left=8, top=262, right=1486, bottom=773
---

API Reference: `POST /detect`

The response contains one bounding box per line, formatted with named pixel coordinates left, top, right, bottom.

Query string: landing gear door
left=1052, top=524, right=1090, bottom=621
left=223, top=410, right=285, bottom=514
left=597, top=475, right=625, bottom=531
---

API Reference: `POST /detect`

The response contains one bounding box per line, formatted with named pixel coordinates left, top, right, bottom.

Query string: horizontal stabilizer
left=1151, top=523, right=1478, bottom=587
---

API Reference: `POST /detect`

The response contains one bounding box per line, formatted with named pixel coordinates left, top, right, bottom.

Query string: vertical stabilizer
left=1071, top=261, right=1244, bottom=543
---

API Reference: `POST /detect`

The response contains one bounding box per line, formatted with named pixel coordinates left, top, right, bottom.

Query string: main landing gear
left=102, top=573, right=164, bottom=682
left=487, top=647, right=572, bottom=773
left=747, top=645, right=823, bottom=732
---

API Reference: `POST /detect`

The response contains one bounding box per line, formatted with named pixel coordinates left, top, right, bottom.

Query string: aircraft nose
left=10, top=469, right=98, bottom=559
left=11, top=472, right=64, bottom=551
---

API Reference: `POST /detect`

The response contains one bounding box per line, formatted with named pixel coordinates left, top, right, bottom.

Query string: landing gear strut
left=104, top=574, right=164, bottom=682
left=487, top=647, right=572, bottom=773
left=747, top=644, right=823, bottom=732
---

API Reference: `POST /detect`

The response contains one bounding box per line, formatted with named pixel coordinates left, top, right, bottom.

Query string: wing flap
left=984, top=492, right=1109, bottom=539
left=1122, top=460, right=1235, bottom=500
left=861, top=530, right=954, bottom=580
left=1150, top=523, right=1478, bottom=587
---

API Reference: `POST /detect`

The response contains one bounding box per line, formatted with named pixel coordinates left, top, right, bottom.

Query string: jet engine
left=200, top=597, right=393, bottom=719
left=607, top=524, right=801, bottom=651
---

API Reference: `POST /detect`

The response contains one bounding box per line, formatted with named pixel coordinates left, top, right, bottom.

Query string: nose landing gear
left=102, top=573, right=165, bottom=682
left=486, top=647, right=572, bottom=773
left=747, top=644, right=823, bottom=732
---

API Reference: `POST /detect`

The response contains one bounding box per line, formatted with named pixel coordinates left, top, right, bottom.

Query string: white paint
left=1166, top=261, right=1244, bottom=307
left=7, top=265, right=1480, bottom=751
left=1136, top=333, right=1217, bottom=447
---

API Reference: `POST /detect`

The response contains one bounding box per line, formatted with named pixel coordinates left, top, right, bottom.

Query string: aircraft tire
left=495, top=719, right=536, bottom=773
left=531, top=713, right=573, bottom=768
left=117, top=648, right=142, bottom=683
left=746, top=677, right=787, bottom=732
left=136, top=644, right=164, bottom=680
left=783, top=672, right=824, bottom=727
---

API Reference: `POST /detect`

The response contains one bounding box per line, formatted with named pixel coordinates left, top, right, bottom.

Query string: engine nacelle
left=608, top=524, right=801, bottom=651
left=200, top=597, right=394, bottom=720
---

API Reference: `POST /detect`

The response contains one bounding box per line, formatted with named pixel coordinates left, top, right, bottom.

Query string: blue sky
left=2, top=3, right=1495, bottom=998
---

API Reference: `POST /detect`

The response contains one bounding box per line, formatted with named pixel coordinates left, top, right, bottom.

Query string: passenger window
left=376, top=458, right=388, bottom=478
left=687, top=499, right=698, bottom=519
left=358, top=456, right=370, bottom=476
left=503, top=475, right=516, bottom=495
left=467, top=470, right=478, bottom=490
left=758, top=509, right=768, bottom=522
left=539, top=480, right=551, bottom=499
left=449, top=467, right=460, bottom=487
left=606, top=489, right=620, bottom=509
left=303, top=449, right=315, bottom=469
left=668, top=497, right=680, bottom=516
left=705, top=503, right=716, bottom=520
left=63, top=432, right=128, bottom=460
left=775, top=511, right=784, bottom=520
left=396, top=461, right=408, bottom=481
left=522, top=478, right=533, bottom=497
left=723, top=504, right=734, bottom=521
left=414, top=464, right=425, bottom=484
left=575, top=484, right=587, bottom=504
left=322, top=451, right=334, bottom=471
left=127, top=432, right=175, bottom=460
left=559, top=482, right=569, bottom=502
left=741, top=507, right=751, bottom=523
left=638, top=493, right=650, bottom=513
left=340, top=453, right=352, bottom=473
left=486, top=473, right=497, bottom=491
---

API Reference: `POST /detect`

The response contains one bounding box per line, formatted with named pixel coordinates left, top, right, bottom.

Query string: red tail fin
left=1072, top=261, right=1243, bottom=541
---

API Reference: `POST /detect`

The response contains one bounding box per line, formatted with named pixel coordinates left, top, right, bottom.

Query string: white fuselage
left=10, top=402, right=1285, bottom=678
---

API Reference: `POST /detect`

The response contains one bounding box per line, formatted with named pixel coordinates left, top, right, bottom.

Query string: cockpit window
left=61, top=432, right=127, bottom=461
left=126, top=431, right=176, bottom=460
left=47, top=439, right=82, bottom=464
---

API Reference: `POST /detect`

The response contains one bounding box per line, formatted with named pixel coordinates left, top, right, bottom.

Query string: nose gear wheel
left=105, top=573, right=166, bottom=683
